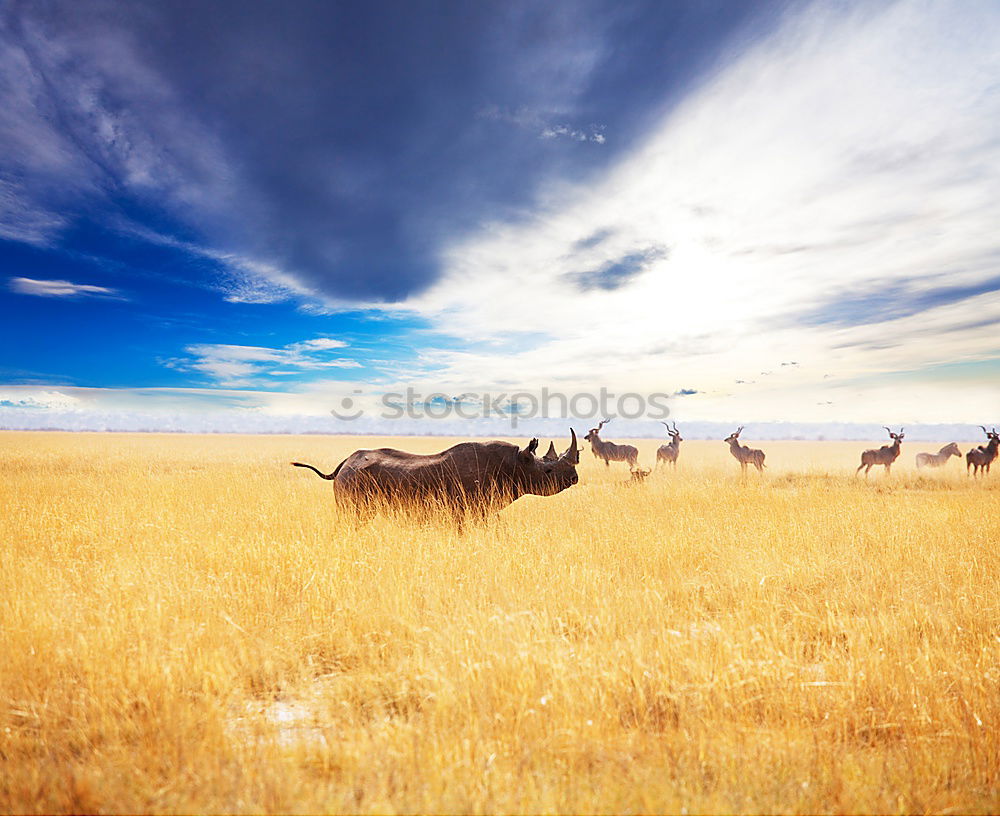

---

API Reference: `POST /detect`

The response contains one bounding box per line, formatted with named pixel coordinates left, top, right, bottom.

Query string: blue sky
left=1, top=0, right=999, bottom=434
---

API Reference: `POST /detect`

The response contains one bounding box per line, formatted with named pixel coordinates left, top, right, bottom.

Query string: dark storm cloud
left=1, top=0, right=778, bottom=302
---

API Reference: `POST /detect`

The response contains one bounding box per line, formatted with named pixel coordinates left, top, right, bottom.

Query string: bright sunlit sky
left=1, top=0, right=998, bottom=434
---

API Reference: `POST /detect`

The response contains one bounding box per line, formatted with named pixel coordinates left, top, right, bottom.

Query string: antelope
left=856, top=427, right=904, bottom=477
left=966, top=426, right=999, bottom=476
left=724, top=427, right=766, bottom=473
left=627, top=468, right=651, bottom=484
left=656, top=421, right=682, bottom=468
left=915, top=442, right=961, bottom=469
left=584, top=418, right=639, bottom=468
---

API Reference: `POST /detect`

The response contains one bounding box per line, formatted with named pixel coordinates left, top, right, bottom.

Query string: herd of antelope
left=581, top=419, right=1000, bottom=479
left=293, top=422, right=997, bottom=521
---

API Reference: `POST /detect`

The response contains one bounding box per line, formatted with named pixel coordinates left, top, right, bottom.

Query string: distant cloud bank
left=0, top=402, right=992, bottom=443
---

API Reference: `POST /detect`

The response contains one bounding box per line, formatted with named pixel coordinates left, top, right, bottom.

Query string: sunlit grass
left=1, top=432, right=997, bottom=813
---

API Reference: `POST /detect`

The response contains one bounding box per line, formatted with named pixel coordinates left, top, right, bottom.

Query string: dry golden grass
left=1, top=431, right=998, bottom=814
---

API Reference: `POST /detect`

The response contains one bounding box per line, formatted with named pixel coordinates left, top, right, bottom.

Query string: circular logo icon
left=330, top=391, right=363, bottom=421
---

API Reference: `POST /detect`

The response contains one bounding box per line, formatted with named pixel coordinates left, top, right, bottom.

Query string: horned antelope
left=656, top=421, right=682, bottom=468
left=915, top=442, right=961, bottom=469
left=856, top=427, right=904, bottom=477
left=966, top=426, right=999, bottom=476
left=627, top=468, right=651, bottom=484
left=584, top=418, right=639, bottom=468
left=724, top=427, right=766, bottom=473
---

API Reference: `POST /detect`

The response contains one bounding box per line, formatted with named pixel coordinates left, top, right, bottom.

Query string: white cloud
left=0, top=180, right=69, bottom=246
left=294, top=337, right=348, bottom=351
left=397, top=0, right=1000, bottom=422
left=185, top=344, right=286, bottom=364
left=0, top=388, right=81, bottom=409
left=188, top=358, right=260, bottom=383
left=539, top=124, right=606, bottom=143
left=115, top=225, right=330, bottom=308
left=9, top=276, right=121, bottom=298
left=478, top=105, right=607, bottom=144
left=168, top=338, right=358, bottom=386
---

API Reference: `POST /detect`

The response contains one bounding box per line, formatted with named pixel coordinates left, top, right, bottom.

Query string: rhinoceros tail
left=291, top=461, right=338, bottom=480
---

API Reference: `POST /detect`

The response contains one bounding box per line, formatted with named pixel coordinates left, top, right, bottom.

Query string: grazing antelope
left=584, top=418, right=639, bottom=468
left=656, top=421, right=683, bottom=468
left=915, top=442, right=961, bottom=469
left=966, top=426, right=999, bottom=476
left=724, top=426, right=766, bottom=473
left=856, top=427, right=904, bottom=477
left=627, top=468, right=651, bottom=484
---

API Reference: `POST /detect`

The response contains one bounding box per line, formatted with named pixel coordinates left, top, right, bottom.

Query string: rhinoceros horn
left=561, top=428, right=579, bottom=464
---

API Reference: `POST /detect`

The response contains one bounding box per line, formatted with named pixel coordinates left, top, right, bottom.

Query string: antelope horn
left=883, top=426, right=892, bottom=434
left=737, top=425, right=744, bottom=434
left=980, top=425, right=989, bottom=434
left=671, top=422, right=679, bottom=434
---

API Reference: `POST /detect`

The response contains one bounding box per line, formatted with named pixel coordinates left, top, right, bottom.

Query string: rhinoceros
left=292, top=430, right=580, bottom=517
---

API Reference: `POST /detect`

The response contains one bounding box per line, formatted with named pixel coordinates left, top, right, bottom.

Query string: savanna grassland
left=1, top=431, right=998, bottom=814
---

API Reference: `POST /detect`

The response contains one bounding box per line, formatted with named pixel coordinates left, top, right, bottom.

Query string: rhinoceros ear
left=520, top=438, right=539, bottom=460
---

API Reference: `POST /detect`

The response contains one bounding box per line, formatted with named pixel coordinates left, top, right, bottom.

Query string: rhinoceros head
left=516, top=429, right=580, bottom=496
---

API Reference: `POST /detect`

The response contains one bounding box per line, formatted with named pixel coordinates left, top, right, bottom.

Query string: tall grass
left=1, top=432, right=997, bottom=813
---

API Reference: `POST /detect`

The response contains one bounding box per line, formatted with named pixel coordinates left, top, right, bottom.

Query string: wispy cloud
left=295, top=338, right=348, bottom=351
left=540, top=124, right=606, bottom=144
left=117, top=226, right=320, bottom=308
left=478, top=105, right=607, bottom=144
left=9, top=277, right=122, bottom=299
left=0, top=179, right=68, bottom=246
left=0, top=13, right=238, bottom=247
left=164, top=338, right=359, bottom=386
left=570, top=245, right=669, bottom=291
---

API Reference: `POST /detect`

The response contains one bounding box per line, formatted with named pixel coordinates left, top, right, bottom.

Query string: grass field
left=1, top=431, right=998, bottom=814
